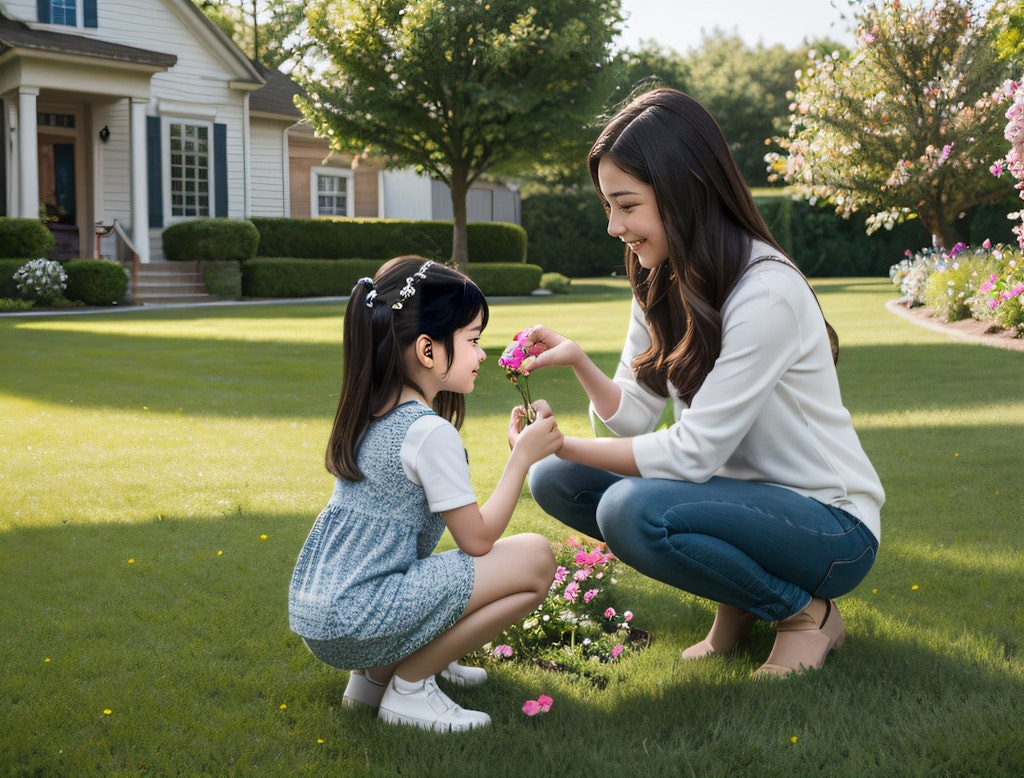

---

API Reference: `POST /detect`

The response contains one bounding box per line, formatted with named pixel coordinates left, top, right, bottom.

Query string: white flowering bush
left=13, top=258, right=67, bottom=303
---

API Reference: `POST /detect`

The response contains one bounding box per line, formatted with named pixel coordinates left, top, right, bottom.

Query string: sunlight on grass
left=854, top=403, right=1024, bottom=428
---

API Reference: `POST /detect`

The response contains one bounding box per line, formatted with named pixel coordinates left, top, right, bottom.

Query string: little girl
left=289, top=256, right=562, bottom=732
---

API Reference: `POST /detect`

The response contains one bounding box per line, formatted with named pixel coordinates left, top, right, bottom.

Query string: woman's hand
left=520, top=325, right=583, bottom=371
left=507, top=399, right=561, bottom=460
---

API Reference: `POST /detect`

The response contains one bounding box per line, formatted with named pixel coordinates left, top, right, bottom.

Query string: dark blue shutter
left=147, top=116, right=163, bottom=228
left=37, top=0, right=50, bottom=23
left=213, top=123, right=228, bottom=217
left=84, top=0, right=98, bottom=27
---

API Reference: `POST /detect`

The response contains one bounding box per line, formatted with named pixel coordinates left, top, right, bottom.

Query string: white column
left=129, top=97, right=150, bottom=263
left=16, top=88, right=40, bottom=218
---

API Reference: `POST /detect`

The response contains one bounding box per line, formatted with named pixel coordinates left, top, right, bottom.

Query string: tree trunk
left=449, top=168, right=471, bottom=271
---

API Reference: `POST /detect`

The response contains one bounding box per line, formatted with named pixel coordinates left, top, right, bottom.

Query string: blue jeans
left=529, top=457, right=878, bottom=621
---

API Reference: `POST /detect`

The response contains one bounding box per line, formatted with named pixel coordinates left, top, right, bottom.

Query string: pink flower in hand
left=498, top=328, right=541, bottom=423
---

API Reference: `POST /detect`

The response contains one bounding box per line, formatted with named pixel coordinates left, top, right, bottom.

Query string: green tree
left=683, top=30, right=814, bottom=187
left=297, top=0, right=622, bottom=268
left=768, top=0, right=1019, bottom=249
left=194, top=0, right=307, bottom=69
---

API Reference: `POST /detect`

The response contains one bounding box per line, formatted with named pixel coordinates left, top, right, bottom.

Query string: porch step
left=134, top=262, right=214, bottom=305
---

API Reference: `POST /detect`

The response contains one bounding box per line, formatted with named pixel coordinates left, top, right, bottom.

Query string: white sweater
left=595, top=245, right=884, bottom=541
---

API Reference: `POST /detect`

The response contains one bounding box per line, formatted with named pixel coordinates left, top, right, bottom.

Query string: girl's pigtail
left=326, top=279, right=381, bottom=480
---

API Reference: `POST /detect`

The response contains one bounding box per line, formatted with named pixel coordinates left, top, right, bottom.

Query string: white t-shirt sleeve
left=401, top=414, right=478, bottom=513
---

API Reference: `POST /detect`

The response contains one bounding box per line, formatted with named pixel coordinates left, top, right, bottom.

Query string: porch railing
left=105, top=220, right=140, bottom=299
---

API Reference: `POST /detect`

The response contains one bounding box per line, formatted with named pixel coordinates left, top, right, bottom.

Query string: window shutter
left=147, top=116, right=163, bottom=228
left=213, top=123, right=228, bottom=217
left=37, top=0, right=50, bottom=24
left=84, top=0, right=98, bottom=27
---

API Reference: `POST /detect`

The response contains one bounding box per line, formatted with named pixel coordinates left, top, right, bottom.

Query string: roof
left=249, top=64, right=304, bottom=119
left=0, top=11, right=177, bottom=68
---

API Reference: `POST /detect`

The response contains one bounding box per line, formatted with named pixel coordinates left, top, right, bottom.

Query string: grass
left=1, top=277, right=1023, bottom=777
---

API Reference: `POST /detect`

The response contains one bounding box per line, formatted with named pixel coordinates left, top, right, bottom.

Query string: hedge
left=522, top=189, right=1022, bottom=278
left=0, top=258, right=25, bottom=298
left=65, top=260, right=129, bottom=306
left=0, top=219, right=57, bottom=259
left=241, top=258, right=542, bottom=299
left=249, top=218, right=527, bottom=265
left=242, top=258, right=387, bottom=298
left=162, top=218, right=260, bottom=262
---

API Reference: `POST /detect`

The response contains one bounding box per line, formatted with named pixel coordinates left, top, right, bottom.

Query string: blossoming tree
left=767, top=0, right=1019, bottom=250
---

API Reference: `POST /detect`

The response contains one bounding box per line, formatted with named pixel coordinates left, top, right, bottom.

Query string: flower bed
left=476, top=537, right=648, bottom=686
left=889, top=241, right=1024, bottom=336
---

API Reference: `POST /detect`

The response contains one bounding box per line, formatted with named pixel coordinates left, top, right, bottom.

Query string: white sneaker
left=378, top=675, right=491, bottom=732
left=440, top=661, right=488, bottom=687
left=341, top=670, right=388, bottom=711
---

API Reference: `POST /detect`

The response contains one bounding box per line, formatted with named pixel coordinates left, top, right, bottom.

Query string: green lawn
left=1, top=277, right=1022, bottom=777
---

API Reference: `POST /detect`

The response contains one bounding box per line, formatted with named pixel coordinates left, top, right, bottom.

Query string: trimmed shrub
left=0, top=259, right=28, bottom=298
left=464, top=263, right=542, bottom=296
left=0, top=219, right=56, bottom=259
left=201, top=261, right=242, bottom=298
left=65, top=260, right=129, bottom=306
left=242, top=258, right=387, bottom=298
left=241, top=257, right=541, bottom=298
left=163, top=218, right=260, bottom=262
left=540, top=272, right=572, bottom=294
left=249, top=218, right=527, bottom=265
left=521, top=191, right=623, bottom=278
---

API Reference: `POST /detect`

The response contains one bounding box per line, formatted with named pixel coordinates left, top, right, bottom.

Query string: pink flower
left=991, top=162, right=1004, bottom=177
left=497, top=329, right=538, bottom=375
left=983, top=238, right=992, bottom=250
left=611, top=644, right=624, bottom=660
left=564, top=581, right=579, bottom=602
left=565, top=536, right=582, bottom=549
left=493, top=644, right=513, bottom=659
left=940, top=144, right=953, bottom=161
left=623, top=611, right=634, bottom=623
left=573, top=568, right=591, bottom=581
left=498, top=329, right=540, bottom=424
left=583, top=588, right=600, bottom=603
left=604, top=607, right=616, bottom=619
left=522, top=694, right=553, bottom=716
left=553, top=565, right=567, bottom=583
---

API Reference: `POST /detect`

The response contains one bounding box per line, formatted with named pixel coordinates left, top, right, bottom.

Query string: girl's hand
left=508, top=399, right=561, bottom=461
left=520, top=325, right=583, bottom=371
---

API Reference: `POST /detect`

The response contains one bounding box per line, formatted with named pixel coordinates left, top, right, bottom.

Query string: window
left=169, top=122, right=210, bottom=219
left=40, top=0, right=96, bottom=28
left=311, top=169, right=353, bottom=217
left=50, top=0, right=77, bottom=26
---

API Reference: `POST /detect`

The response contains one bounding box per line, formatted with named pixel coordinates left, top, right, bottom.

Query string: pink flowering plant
left=890, top=241, right=1024, bottom=334
left=497, top=328, right=539, bottom=424
left=479, top=536, right=643, bottom=683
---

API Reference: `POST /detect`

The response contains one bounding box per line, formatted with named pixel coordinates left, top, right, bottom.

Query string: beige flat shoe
left=754, top=598, right=846, bottom=678
left=681, top=603, right=757, bottom=660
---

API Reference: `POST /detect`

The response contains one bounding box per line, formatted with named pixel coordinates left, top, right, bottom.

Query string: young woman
left=289, top=257, right=561, bottom=731
left=521, top=89, right=884, bottom=677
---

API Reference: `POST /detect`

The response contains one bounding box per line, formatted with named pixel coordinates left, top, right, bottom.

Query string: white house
left=0, top=0, right=520, bottom=265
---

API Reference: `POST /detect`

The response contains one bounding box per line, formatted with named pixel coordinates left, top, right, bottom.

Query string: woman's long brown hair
left=588, top=88, right=787, bottom=404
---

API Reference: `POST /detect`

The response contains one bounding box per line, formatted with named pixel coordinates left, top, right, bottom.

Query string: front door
left=38, top=133, right=79, bottom=258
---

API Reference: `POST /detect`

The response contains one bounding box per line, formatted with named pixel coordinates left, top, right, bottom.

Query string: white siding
left=95, top=98, right=131, bottom=229
left=380, top=169, right=433, bottom=220
left=249, top=119, right=289, bottom=217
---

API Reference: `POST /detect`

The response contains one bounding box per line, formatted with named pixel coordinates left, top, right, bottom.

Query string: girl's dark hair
left=326, top=256, right=489, bottom=481
left=588, top=88, right=787, bottom=404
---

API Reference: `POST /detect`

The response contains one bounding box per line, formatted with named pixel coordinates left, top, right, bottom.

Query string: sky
left=616, top=0, right=856, bottom=53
